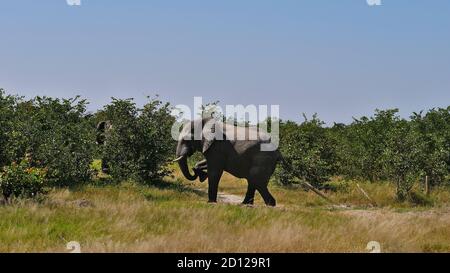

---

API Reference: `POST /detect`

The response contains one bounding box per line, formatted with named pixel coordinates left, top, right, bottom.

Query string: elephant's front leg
left=207, top=169, right=223, bottom=203
left=242, top=183, right=256, bottom=205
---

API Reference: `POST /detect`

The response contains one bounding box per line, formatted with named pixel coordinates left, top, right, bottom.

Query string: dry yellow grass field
left=0, top=166, right=449, bottom=253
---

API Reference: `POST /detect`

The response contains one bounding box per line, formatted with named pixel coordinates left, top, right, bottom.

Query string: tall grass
left=1, top=169, right=449, bottom=253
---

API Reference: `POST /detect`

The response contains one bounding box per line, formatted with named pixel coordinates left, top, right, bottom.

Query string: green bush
left=333, top=109, right=400, bottom=181
left=19, top=97, right=96, bottom=186
left=0, top=89, right=19, bottom=168
left=0, top=155, right=48, bottom=200
left=411, top=108, right=450, bottom=187
left=0, top=90, right=96, bottom=187
left=137, top=99, right=177, bottom=181
left=277, top=115, right=337, bottom=187
left=97, top=98, right=140, bottom=181
left=331, top=109, right=441, bottom=200
left=275, top=108, right=450, bottom=201
left=383, top=119, right=424, bottom=200
left=99, top=97, right=176, bottom=183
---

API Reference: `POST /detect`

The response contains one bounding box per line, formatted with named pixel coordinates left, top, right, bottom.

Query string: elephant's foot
left=242, top=198, right=254, bottom=206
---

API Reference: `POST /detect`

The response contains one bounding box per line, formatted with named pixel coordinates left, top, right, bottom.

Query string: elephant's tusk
left=172, top=156, right=184, bottom=162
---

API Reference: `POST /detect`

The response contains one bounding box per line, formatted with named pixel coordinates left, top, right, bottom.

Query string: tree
left=1, top=90, right=96, bottom=187
left=383, top=119, right=424, bottom=200
left=99, top=97, right=176, bottom=183
left=277, top=114, right=337, bottom=187
left=0, top=89, right=18, bottom=167
left=411, top=108, right=450, bottom=188
left=340, top=110, right=400, bottom=181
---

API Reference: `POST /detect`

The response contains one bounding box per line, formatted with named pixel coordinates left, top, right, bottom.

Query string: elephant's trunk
left=177, top=156, right=198, bottom=181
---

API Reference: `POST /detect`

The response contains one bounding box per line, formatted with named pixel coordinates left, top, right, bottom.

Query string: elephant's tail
left=277, top=152, right=335, bottom=204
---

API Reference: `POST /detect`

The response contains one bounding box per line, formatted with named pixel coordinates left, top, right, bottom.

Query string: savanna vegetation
left=1, top=88, right=449, bottom=253
left=277, top=109, right=450, bottom=202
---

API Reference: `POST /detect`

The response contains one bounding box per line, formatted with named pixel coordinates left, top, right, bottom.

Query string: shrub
left=0, top=91, right=96, bottom=186
left=411, top=108, right=450, bottom=187
left=99, top=97, right=176, bottom=183
left=382, top=118, right=424, bottom=200
left=18, top=97, right=96, bottom=186
left=97, top=98, right=140, bottom=181
left=333, top=109, right=400, bottom=181
left=276, top=115, right=337, bottom=187
left=0, top=155, right=48, bottom=200
left=330, top=109, right=441, bottom=200
left=137, top=98, right=176, bottom=181
left=0, top=89, right=19, bottom=168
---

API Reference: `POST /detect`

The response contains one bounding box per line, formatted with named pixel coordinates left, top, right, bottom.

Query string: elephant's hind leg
left=247, top=176, right=276, bottom=207
left=257, top=185, right=276, bottom=207
left=248, top=161, right=277, bottom=206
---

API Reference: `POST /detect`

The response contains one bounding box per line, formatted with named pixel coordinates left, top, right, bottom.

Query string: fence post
left=424, top=176, right=429, bottom=196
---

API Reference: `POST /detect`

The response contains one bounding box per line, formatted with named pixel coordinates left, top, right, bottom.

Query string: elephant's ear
left=202, top=120, right=225, bottom=154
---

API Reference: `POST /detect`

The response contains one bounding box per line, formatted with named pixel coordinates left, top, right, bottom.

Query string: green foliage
left=382, top=119, right=424, bottom=200
left=277, top=115, right=337, bottom=187
left=0, top=155, right=48, bottom=200
left=411, top=108, right=450, bottom=187
left=14, top=97, right=96, bottom=186
left=328, top=109, right=450, bottom=200
left=138, top=98, right=177, bottom=181
left=0, top=91, right=96, bottom=187
left=99, top=97, right=176, bottom=183
left=2, top=89, right=176, bottom=194
left=0, top=89, right=19, bottom=167
left=333, top=109, right=400, bottom=181
left=98, top=98, right=140, bottom=180
left=278, top=108, right=450, bottom=201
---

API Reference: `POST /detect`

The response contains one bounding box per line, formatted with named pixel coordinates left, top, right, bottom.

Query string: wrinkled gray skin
left=175, top=118, right=280, bottom=206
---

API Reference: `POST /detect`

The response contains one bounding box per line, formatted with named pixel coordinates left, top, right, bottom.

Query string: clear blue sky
left=1, top=0, right=449, bottom=123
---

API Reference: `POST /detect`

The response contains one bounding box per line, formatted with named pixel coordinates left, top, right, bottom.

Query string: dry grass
left=0, top=167, right=449, bottom=253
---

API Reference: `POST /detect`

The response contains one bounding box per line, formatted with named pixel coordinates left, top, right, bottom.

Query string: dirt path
left=193, top=188, right=243, bottom=204
left=194, top=187, right=450, bottom=218
left=217, top=191, right=243, bottom=204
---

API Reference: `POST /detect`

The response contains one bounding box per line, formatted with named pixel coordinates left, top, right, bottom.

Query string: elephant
left=174, top=118, right=280, bottom=206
